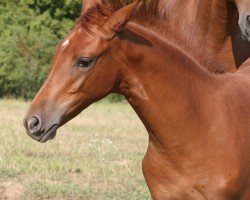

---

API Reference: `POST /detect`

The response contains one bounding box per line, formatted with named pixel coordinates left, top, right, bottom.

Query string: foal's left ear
left=103, top=1, right=141, bottom=39
left=82, top=0, right=98, bottom=14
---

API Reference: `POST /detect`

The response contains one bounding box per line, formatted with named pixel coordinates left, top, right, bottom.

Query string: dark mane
left=77, top=0, right=161, bottom=28
left=77, top=0, right=228, bottom=73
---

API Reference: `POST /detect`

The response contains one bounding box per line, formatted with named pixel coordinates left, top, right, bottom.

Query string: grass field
left=0, top=99, right=151, bottom=200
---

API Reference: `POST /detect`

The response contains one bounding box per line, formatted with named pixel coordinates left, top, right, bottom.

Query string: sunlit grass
left=0, top=98, right=151, bottom=199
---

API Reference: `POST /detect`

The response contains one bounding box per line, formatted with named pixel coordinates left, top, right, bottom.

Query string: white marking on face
left=62, top=39, right=69, bottom=50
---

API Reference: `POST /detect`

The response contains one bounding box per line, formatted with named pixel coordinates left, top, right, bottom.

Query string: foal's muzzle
left=24, top=115, right=59, bottom=143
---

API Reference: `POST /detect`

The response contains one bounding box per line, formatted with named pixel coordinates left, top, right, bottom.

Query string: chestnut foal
left=24, top=1, right=250, bottom=199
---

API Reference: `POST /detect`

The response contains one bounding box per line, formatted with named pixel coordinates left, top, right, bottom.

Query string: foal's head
left=24, top=0, right=139, bottom=142
left=233, top=0, right=250, bottom=41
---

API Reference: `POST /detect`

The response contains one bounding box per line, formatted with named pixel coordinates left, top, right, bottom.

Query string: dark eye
left=76, top=57, right=93, bottom=68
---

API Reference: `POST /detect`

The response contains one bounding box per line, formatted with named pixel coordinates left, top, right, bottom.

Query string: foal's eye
left=76, top=57, right=94, bottom=68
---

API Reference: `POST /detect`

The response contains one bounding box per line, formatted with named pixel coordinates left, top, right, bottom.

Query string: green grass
left=0, top=99, right=151, bottom=200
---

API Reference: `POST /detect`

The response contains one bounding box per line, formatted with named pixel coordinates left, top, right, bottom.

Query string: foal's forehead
left=60, top=28, right=83, bottom=51
left=61, top=39, right=70, bottom=50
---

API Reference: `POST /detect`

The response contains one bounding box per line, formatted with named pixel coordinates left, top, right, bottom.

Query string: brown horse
left=147, top=0, right=250, bottom=71
left=235, top=0, right=250, bottom=41
left=24, top=0, right=250, bottom=199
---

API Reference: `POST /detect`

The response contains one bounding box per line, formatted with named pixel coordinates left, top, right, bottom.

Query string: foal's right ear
left=103, top=1, right=141, bottom=40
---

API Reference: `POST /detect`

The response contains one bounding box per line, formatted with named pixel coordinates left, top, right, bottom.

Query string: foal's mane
left=78, top=0, right=167, bottom=27
left=77, top=0, right=228, bottom=73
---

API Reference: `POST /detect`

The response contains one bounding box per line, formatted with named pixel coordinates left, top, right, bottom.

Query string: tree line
left=0, top=0, right=126, bottom=101
left=0, top=0, right=83, bottom=99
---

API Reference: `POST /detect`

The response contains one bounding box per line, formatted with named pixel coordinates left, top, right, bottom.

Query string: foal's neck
left=118, top=24, right=218, bottom=152
left=140, top=0, right=234, bottom=71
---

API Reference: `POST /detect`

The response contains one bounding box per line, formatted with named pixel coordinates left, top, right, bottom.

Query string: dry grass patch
left=0, top=99, right=150, bottom=199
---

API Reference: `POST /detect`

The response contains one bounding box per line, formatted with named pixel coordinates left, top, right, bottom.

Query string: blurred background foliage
left=0, top=0, right=124, bottom=101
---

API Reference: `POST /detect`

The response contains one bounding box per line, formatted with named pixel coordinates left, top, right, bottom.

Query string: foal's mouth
left=38, top=124, right=59, bottom=143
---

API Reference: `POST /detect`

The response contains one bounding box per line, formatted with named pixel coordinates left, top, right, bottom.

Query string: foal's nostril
left=26, top=116, right=43, bottom=136
left=28, top=117, right=38, bottom=130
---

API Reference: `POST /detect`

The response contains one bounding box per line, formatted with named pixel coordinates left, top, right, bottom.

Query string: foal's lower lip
left=39, top=124, right=58, bottom=143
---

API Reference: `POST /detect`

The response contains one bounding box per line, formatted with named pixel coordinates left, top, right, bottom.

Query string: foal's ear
left=103, top=1, right=140, bottom=39
left=81, top=0, right=98, bottom=15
